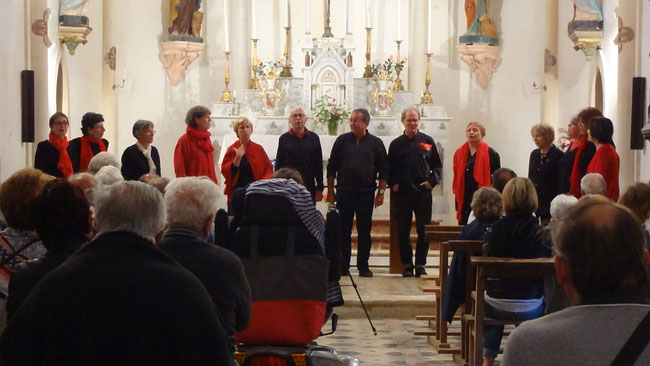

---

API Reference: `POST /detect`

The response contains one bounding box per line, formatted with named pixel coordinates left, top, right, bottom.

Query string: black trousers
left=393, top=189, right=432, bottom=266
left=336, top=189, right=375, bottom=270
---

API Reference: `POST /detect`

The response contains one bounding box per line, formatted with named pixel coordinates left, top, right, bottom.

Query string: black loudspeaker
left=631, top=77, right=645, bottom=150
left=21, top=70, right=35, bottom=143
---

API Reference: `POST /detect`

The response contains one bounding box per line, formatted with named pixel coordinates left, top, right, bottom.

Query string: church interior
left=2, top=0, right=650, bottom=364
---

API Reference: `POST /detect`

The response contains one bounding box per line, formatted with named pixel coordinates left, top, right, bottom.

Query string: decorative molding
left=159, top=41, right=205, bottom=86
left=567, top=20, right=603, bottom=61
left=31, top=8, right=52, bottom=47
left=457, top=43, right=500, bottom=89
left=104, top=46, right=116, bottom=70
left=544, top=48, right=556, bottom=73
left=614, top=16, right=634, bottom=53
left=59, top=24, right=92, bottom=55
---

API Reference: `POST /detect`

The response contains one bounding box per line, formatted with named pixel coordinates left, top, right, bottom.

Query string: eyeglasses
left=290, top=113, right=306, bottom=119
left=53, top=121, right=69, bottom=126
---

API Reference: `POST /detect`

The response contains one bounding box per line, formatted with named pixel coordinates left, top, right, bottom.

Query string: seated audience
left=502, top=200, right=650, bottom=365
left=0, top=181, right=232, bottom=364
left=87, top=151, right=120, bottom=175
left=481, top=177, right=550, bottom=366
left=443, top=187, right=503, bottom=323
left=149, top=176, right=170, bottom=193
left=94, top=165, right=124, bottom=186
left=466, top=167, right=515, bottom=224
left=619, top=182, right=650, bottom=247
left=68, top=172, right=100, bottom=206
left=158, top=176, right=251, bottom=354
left=580, top=172, right=607, bottom=196
left=67, top=112, right=108, bottom=173
left=121, top=119, right=161, bottom=180
left=6, top=179, right=90, bottom=319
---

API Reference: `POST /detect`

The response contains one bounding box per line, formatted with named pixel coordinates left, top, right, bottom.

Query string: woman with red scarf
left=567, top=107, right=602, bottom=197
left=34, top=113, right=74, bottom=178
left=587, top=117, right=620, bottom=200
left=452, top=121, right=500, bottom=225
left=67, top=112, right=108, bottom=173
left=173, top=105, right=218, bottom=184
left=221, top=117, right=272, bottom=205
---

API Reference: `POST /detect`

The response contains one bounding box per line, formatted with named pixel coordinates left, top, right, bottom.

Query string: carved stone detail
left=159, top=41, right=205, bottom=86
left=457, top=43, right=500, bottom=89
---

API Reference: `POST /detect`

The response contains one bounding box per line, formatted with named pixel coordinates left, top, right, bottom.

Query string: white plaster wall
left=639, top=0, right=650, bottom=183
left=0, top=2, right=29, bottom=181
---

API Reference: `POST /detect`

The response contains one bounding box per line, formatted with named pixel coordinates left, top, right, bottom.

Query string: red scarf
left=186, top=126, right=214, bottom=152
left=48, top=132, right=73, bottom=177
left=569, top=135, right=588, bottom=197
left=452, top=141, right=491, bottom=222
left=79, top=135, right=107, bottom=172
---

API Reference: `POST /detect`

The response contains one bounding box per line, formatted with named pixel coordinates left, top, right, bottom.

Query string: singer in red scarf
left=567, top=107, right=601, bottom=197
left=35, top=113, right=74, bottom=178
left=586, top=117, right=620, bottom=200
left=452, top=122, right=500, bottom=224
left=221, top=117, right=273, bottom=204
left=67, top=112, right=108, bottom=173
left=174, top=105, right=218, bottom=184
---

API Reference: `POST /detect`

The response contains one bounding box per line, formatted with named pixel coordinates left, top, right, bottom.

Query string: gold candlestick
left=250, top=39, right=260, bottom=90
left=363, top=27, right=373, bottom=78
left=220, top=51, right=232, bottom=102
left=282, top=26, right=293, bottom=77
left=421, top=53, right=433, bottom=104
left=394, top=40, right=404, bottom=91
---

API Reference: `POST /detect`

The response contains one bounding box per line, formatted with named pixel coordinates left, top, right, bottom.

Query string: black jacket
left=34, top=140, right=65, bottom=177
left=275, top=130, right=324, bottom=194
left=528, top=145, right=564, bottom=220
left=67, top=137, right=109, bottom=173
left=120, top=143, right=161, bottom=180
left=388, top=132, right=443, bottom=193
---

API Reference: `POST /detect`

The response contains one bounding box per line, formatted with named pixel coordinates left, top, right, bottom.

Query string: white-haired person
left=87, top=151, right=120, bottom=175
left=158, top=177, right=251, bottom=355
left=94, top=165, right=124, bottom=186
left=0, top=181, right=232, bottom=364
left=580, top=172, right=607, bottom=197
left=121, top=119, right=161, bottom=180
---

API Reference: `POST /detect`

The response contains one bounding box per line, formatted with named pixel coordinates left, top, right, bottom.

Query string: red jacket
left=221, top=140, right=273, bottom=201
left=173, top=133, right=218, bottom=184
left=586, top=143, right=619, bottom=200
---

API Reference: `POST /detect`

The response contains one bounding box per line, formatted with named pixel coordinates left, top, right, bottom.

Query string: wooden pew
left=460, top=257, right=555, bottom=366
left=431, top=240, right=483, bottom=355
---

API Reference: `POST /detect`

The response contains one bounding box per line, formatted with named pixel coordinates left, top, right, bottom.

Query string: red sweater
left=173, top=133, right=218, bottom=184
left=586, top=143, right=619, bottom=200
left=221, top=140, right=273, bottom=201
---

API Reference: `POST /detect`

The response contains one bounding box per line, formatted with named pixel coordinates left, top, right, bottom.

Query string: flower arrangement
left=370, top=55, right=407, bottom=78
left=255, top=56, right=293, bottom=78
left=313, top=95, right=350, bottom=135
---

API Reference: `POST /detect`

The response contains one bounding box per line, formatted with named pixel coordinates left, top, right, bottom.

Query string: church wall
left=639, top=0, right=650, bottom=183
left=0, top=2, right=29, bottom=181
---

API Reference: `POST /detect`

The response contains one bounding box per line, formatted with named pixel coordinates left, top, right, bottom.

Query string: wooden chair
left=431, top=240, right=483, bottom=355
left=462, top=257, right=555, bottom=366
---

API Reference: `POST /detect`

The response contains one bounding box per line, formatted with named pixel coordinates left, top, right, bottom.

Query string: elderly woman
left=121, top=120, right=161, bottom=180
left=528, top=122, right=563, bottom=223
left=87, top=152, right=120, bottom=175
left=452, top=121, right=501, bottom=224
left=619, top=183, right=650, bottom=249
left=6, top=179, right=90, bottom=319
left=481, top=177, right=550, bottom=366
left=34, top=112, right=74, bottom=178
left=558, top=116, right=580, bottom=193
left=67, top=112, right=108, bottom=173
left=174, top=105, right=218, bottom=184
left=568, top=107, right=602, bottom=197
left=221, top=117, right=272, bottom=204
left=442, top=187, right=503, bottom=323
left=587, top=117, right=620, bottom=201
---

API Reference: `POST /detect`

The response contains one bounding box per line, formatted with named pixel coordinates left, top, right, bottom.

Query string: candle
left=305, top=0, right=311, bottom=34
left=233, top=89, right=237, bottom=100
left=396, top=0, right=401, bottom=40
left=251, top=0, right=256, bottom=38
left=346, top=0, right=352, bottom=34
left=286, top=0, right=291, bottom=28
left=365, top=0, right=370, bottom=28
left=223, top=0, right=230, bottom=51
left=427, top=0, right=432, bottom=53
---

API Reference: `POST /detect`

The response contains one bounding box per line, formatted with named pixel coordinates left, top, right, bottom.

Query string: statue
left=571, top=0, right=603, bottom=22
left=59, top=0, right=89, bottom=16
left=459, top=0, right=498, bottom=46
left=464, top=0, right=476, bottom=29
left=169, top=0, right=204, bottom=42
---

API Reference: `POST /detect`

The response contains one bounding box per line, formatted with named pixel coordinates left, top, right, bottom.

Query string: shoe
left=358, top=268, right=373, bottom=277
left=402, top=265, right=414, bottom=278
left=415, top=267, right=428, bottom=277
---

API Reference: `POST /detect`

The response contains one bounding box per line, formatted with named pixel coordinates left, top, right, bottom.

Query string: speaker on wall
left=21, top=70, right=35, bottom=143
left=631, top=77, right=645, bottom=150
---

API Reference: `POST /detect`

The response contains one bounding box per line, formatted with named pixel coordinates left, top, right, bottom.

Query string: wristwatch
left=378, top=188, right=385, bottom=194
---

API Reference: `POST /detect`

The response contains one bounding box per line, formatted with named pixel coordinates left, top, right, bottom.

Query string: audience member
left=67, top=112, right=108, bottom=173
left=139, top=173, right=159, bottom=184
left=149, top=176, right=170, bottom=193
left=619, top=182, right=650, bottom=247
left=0, top=181, right=232, bottom=364
left=466, top=167, right=515, bottom=224
left=68, top=172, right=100, bottom=206
left=580, top=172, right=607, bottom=196
left=121, top=119, right=161, bottom=180
left=503, top=200, right=650, bottom=365
left=87, top=151, right=120, bottom=175
left=158, top=177, right=251, bottom=355
left=94, top=165, right=124, bottom=186
left=6, top=179, right=90, bottom=319
left=549, top=194, right=579, bottom=223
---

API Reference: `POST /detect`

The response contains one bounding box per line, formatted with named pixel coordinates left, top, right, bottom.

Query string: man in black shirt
left=275, top=107, right=324, bottom=202
left=388, top=107, right=442, bottom=277
left=327, top=109, right=388, bottom=277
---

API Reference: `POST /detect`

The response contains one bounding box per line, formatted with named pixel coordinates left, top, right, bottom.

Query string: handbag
left=235, top=225, right=329, bottom=345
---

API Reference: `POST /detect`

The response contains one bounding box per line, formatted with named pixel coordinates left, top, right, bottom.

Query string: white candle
left=251, top=0, right=256, bottom=39
left=427, top=0, right=432, bottom=53
left=286, top=0, right=291, bottom=28
left=224, top=0, right=230, bottom=52
left=305, top=0, right=311, bottom=34
left=365, top=0, right=370, bottom=28
left=233, top=89, right=237, bottom=100
left=396, top=0, right=401, bottom=40
left=346, top=0, right=352, bottom=34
